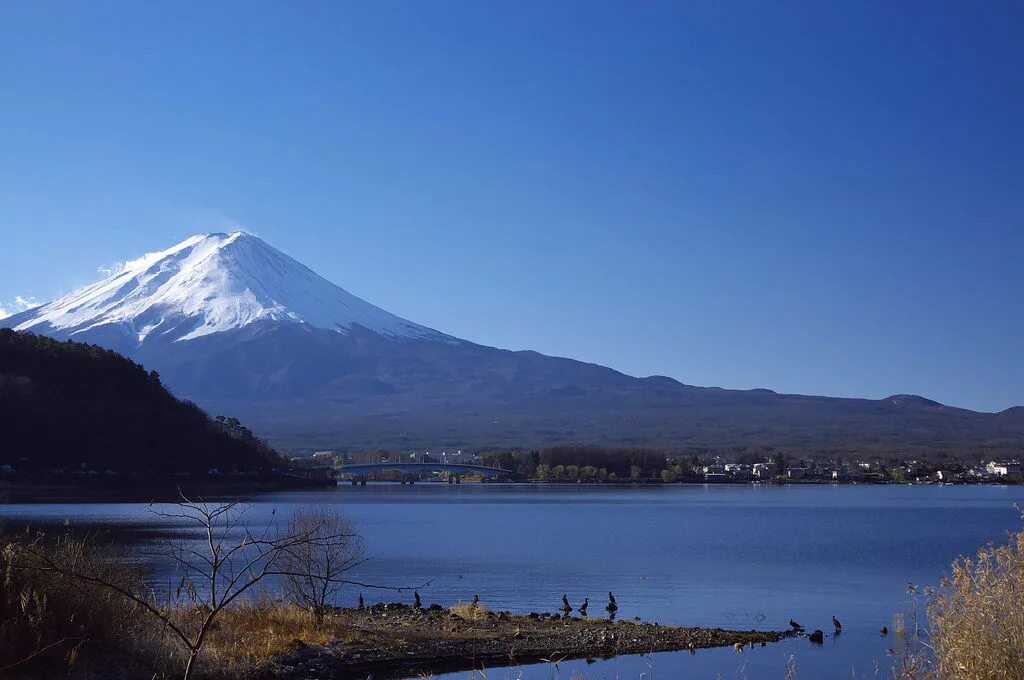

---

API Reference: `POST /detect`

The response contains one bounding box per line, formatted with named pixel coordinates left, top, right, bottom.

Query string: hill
left=0, top=329, right=280, bottom=473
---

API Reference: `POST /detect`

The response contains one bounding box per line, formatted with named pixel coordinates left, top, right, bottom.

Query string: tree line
left=479, top=445, right=672, bottom=480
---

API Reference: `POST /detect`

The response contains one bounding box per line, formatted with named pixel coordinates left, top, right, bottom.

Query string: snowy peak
left=11, top=232, right=445, bottom=345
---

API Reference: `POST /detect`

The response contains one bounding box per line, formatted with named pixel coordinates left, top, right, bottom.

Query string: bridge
left=337, top=462, right=512, bottom=485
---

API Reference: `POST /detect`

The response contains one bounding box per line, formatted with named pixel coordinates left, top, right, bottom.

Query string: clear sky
left=1, top=1, right=1021, bottom=412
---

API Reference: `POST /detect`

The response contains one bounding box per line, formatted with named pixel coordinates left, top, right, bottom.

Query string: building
left=752, top=463, right=773, bottom=479
left=787, top=467, right=808, bottom=480
left=985, top=461, right=1021, bottom=479
left=832, top=468, right=865, bottom=482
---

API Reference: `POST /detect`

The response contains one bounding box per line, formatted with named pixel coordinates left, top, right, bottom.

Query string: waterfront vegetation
left=5, top=499, right=1024, bottom=679
left=1, top=498, right=375, bottom=679
left=894, top=512, right=1024, bottom=680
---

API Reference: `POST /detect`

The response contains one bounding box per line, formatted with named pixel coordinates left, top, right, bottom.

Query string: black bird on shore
left=471, top=594, right=480, bottom=606
left=579, top=598, right=589, bottom=615
left=605, top=592, right=618, bottom=613
left=413, top=591, right=422, bottom=609
left=560, top=594, right=572, bottom=613
left=833, top=616, right=842, bottom=633
left=789, top=619, right=804, bottom=632
left=358, top=593, right=364, bottom=609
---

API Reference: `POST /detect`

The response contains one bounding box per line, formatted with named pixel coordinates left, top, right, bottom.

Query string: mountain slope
left=5, top=233, right=1022, bottom=455
left=6, top=232, right=446, bottom=348
left=0, top=329, right=279, bottom=472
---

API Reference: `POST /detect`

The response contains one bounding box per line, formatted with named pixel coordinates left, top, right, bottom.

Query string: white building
left=986, top=461, right=1021, bottom=478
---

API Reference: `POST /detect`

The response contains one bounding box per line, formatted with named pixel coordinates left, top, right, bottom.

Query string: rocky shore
left=269, top=603, right=795, bottom=679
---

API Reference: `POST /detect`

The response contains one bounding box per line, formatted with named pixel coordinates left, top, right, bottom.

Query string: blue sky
left=1, top=1, right=1021, bottom=411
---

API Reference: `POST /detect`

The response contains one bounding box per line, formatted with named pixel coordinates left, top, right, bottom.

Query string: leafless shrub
left=15, top=495, right=388, bottom=679
left=278, top=506, right=366, bottom=624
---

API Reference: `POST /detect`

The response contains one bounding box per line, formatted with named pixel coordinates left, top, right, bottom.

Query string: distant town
left=282, top=446, right=1024, bottom=486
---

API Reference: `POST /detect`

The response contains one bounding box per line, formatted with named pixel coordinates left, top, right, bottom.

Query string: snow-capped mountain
left=4, top=233, right=1021, bottom=453
left=9, top=232, right=446, bottom=346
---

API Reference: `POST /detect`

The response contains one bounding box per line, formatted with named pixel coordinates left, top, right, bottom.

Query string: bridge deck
left=338, top=462, right=511, bottom=476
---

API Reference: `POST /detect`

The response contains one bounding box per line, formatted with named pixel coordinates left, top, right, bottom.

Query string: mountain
left=0, top=328, right=280, bottom=472
left=6, top=231, right=446, bottom=350
left=5, top=232, right=1023, bottom=455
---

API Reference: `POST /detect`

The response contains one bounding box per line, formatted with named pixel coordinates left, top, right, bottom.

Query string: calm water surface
left=3, top=483, right=1023, bottom=679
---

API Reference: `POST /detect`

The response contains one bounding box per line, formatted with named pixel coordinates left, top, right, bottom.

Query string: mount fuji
left=5, top=232, right=1022, bottom=452
left=7, top=232, right=448, bottom=348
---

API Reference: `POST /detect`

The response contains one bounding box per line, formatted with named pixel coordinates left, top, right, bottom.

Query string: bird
left=789, top=619, right=804, bottom=632
left=471, top=594, right=480, bottom=606
left=578, top=597, right=589, bottom=615
left=358, top=593, right=364, bottom=609
left=560, top=594, right=572, bottom=613
left=833, top=616, right=842, bottom=633
left=605, top=592, right=618, bottom=613
left=880, top=626, right=888, bottom=635
left=413, top=590, right=422, bottom=609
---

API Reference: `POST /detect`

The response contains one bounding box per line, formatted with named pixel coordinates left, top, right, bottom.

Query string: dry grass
left=0, top=530, right=357, bottom=678
left=894, top=518, right=1024, bottom=680
left=0, top=531, right=172, bottom=676
left=924, top=525, right=1024, bottom=680
left=195, top=600, right=345, bottom=676
left=450, top=601, right=490, bottom=621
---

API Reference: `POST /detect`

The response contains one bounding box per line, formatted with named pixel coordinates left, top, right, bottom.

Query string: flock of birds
left=787, top=615, right=888, bottom=642
left=559, top=592, right=618, bottom=616
left=359, top=589, right=891, bottom=645
left=788, top=616, right=844, bottom=633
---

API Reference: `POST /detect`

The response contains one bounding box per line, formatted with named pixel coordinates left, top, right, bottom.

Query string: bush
left=0, top=530, right=162, bottom=675
left=926, top=526, right=1024, bottom=679
left=280, top=507, right=365, bottom=624
left=896, top=514, right=1024, bottom=679
left=449, top=601, right=489, bottom=621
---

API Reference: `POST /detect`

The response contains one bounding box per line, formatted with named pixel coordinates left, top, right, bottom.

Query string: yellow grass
left=196, top=601, right=342, bottom=675
left=449, top=601, right=490, bottom=621
left=924, top=526, right=1024, bottom=680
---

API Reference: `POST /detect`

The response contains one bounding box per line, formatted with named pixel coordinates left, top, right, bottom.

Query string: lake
left=3, top=483, right=1023, bottom=679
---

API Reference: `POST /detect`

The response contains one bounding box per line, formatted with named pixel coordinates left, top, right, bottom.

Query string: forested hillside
left=0, top=329, right=280, bottom=473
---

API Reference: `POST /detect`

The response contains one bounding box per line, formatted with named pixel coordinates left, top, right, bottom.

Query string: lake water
left=3, top=483, right=1023, bottom=679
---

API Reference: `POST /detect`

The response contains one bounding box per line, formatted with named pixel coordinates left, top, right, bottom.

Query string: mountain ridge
left=4, top=233, right=1022, bottom=454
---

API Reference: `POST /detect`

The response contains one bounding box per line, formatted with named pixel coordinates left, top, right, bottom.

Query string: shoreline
left=0, top=472, right=335, bottom=503
left=4, top=476, right=1016, bottom=504
left=267, top=603, right=796, bottom=679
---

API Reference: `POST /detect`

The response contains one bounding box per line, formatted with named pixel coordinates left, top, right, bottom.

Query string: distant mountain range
left=5, top=232, right=1022, bottom=455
